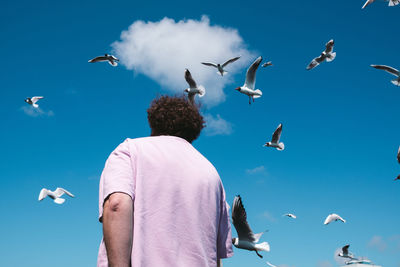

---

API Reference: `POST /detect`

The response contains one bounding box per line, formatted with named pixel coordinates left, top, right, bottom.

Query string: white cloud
left=317, top=261, right=333, bottom=267
left=334, top=248, right=348, bottom=266
left=368, top=235, right=387, bottom=252
left=246, top=165, right=266, bottom=175
left=112, top=16, right=254, bottom=106
left=20, top=106, right=54, bottom=117
left=261, top=211, right=277, bottom=223
left=203, top=114, right=232, bottom=136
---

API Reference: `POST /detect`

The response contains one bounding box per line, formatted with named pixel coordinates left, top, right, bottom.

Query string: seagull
left=306, top=39, right=336, bottom=70
left=266, top=261, right=277, bottom=267
left=362, top=0, right=400, bottom=9
left=338, top=244, right=354, bottom=259
left=25, top=96, right=43, bottom=108
left=235, top=56, right=263, bottom=104
left=38, top=187, right=75, bottom=204
left=397, top=146, right=400, bottom=164
left=262, top=61, right=273, bottom=68
left=232, top=195, right=270, bottom=258
left=371, top=64, right=400, bottom=86
left=201, top=56, right=240, bottom=76
left=324, top=213, right=346, bottom=225
left=184, top=69, right=205, bottom=104
left=283, top=213, right=296, bottom=219
left=88, top=54, right=119, bottom=67
left=263, top=124, right=285, bottom=151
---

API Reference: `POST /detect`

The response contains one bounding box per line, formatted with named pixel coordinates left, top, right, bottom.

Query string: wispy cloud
left=112, top=16, right=254, bottom=106
left=368, top=235, right=387, bottom=252
left=317, top=261, right=333, bottom=267
left=20, top=106, right=54, bottom=117
left=203, top=114, right=232, bottom=136
left=246, top=165, right=266, bottom=175
left=261, top=210, right=277, bottom=223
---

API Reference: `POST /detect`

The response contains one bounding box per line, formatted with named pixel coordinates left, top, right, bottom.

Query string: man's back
left=98, top=136, right=232, bottom=267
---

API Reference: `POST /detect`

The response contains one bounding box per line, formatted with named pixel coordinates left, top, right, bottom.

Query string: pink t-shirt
left=97, top=136, right=233, bottom=267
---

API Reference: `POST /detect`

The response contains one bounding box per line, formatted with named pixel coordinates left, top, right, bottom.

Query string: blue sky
left=1, top=0, right=400, bottom=266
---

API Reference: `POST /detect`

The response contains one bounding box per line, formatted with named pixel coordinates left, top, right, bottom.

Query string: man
left=97, top=96, right=233, bottom=267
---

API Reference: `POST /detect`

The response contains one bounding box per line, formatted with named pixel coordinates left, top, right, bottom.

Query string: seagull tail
left=389, top=0, right=396, bottom=6
left=255, top=242, right=270, bottom=252
left=32, top=104, right=39, bottom=108
left=391, top=78, right=400, bottom=86
left=277, top=142, right=285, bottom=151
left=198, top=85, right=206, bottom=97
left=326, top=52, right=336, bottom=62
left=54, top=198, right=65, bottom=204
left=217, top=71, right=228, bottom=76
left=253, top=89, right=262, bottom=99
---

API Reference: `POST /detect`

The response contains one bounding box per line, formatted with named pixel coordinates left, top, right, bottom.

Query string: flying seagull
left=232, top=195, right=270, bottom=258
left=88, top=54, right=119, bottom=67
left=201, top=56, right=240, bottom=76
left=324, top=213, right=346, bottom=225
left=397, top=146, right=400, bottom=164
left=396, top=146, right=400, bottom=180
left=338, top=244, right=354, bottom=259
left=38, top=187, right=74, bottom=204
left=263, top=124, right=285, bottom=151
left=362, top=0, right=400, bottom=9
left=262, top=61, right=273, bottom=68
left=235, top=56, right=263, bottom=104
left=184, top=69, right=205, bottom=104
left=283, top=213, right=296, bottom=219
left=25, top=96, right=43, bottom=108
left=306, top=39, right=336, bottom=70
left=266, top=261, right=277, bottom=267
left=371, top=64, right=400, bottom=86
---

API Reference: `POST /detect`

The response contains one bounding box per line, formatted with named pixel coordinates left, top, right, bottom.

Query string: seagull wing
left=371, top=64, right=400, bottom=76
left=201, top=62, right=218, bottom=68
left=88, top=56, right=108, bottom=63
left=397, top=146, right=400, bottom=164
left=324, top=39, right=335, bottom=53
left=362, top=0, right=374, bottom=9
left=31, top=96, right=43, bottom=104
left=54, top=187, right=75, bottom=198
left=324, top=214, right=333, bottom=224
left=222, top=56, right=240, bottom=68
left=232, top=195, right=257, bottom=242
left=244, top=56, right=262, bottom=90
left=38, top=188, right=48, bottom=201
left=185, top=69, right=197, bottom=89
left=266, top=261, right=277, bottom=267
left=271, top=124, right=282, bottom=143
left=342, top=244, right=350, bottom=255
left=307, top=54, right=325, bottom=70
left=108, top=60, right=118, bottom=67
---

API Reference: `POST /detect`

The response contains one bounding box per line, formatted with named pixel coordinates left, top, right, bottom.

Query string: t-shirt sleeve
left=216, top=186, right=234, bottom=259
left=98, top=139, right=135, bottom=222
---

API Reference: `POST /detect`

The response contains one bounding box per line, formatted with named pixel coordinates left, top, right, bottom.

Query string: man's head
left=147, top=95, right=205, bottom=143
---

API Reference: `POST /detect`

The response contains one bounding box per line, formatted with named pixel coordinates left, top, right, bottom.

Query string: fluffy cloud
left=203, top=114, right=233, bottom=136
left=20, top=106, right=54, bottom=117
left=112, top=16, right=254, bottom=106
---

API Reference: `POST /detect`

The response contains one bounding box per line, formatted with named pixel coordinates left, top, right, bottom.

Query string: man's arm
left=103, top=192, right=133, bottom=267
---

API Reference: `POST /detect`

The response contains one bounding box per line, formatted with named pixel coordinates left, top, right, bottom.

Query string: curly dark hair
left=147, top=95, right=205, bottom=143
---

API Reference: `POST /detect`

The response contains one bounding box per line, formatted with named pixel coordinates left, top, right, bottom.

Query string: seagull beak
left=234, top=87, right=240, bottom=91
